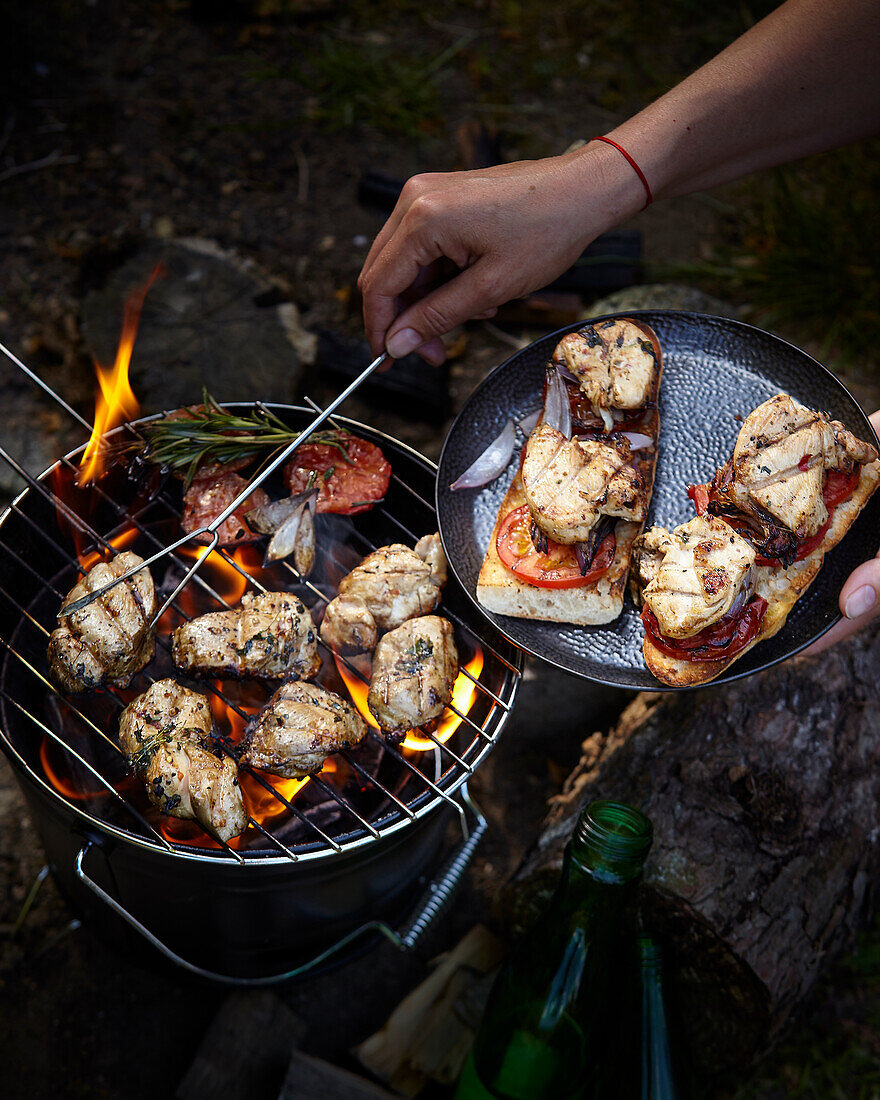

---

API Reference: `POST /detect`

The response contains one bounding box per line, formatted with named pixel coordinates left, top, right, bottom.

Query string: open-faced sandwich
left=631, top=394, right=880, bottom=686
left=476, top=318, right=663, bottom=624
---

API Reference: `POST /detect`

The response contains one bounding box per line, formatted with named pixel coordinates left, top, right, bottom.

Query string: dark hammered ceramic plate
left=436, top=310, right=880, bottom=690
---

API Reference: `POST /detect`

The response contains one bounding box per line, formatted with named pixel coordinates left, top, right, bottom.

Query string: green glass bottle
left=639, top=937, right=679, bottom=1100
left=454, top=800, right=653, bottom=1100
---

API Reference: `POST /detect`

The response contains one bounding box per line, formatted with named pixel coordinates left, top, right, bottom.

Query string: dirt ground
left=1, top=2, right=879, bottom=1098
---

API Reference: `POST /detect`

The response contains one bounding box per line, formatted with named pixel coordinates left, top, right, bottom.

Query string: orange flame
left=239, top=771, right=310, bottom=826
left=78, top=263, right=163, bottom=486
left=40, top=735, right=139, bottom=802
left=40, top=736, right=105, bottom=800
left=333, top=648, right=484, bottom=751
left=77, top=525, right=141, bottom=572
left=165, top=544, right=264, bottom=628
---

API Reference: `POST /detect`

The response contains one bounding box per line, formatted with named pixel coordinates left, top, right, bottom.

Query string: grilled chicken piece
left=634, top=516, right=756, bottom=639
left=367, top=615, right=458, bottom=738
left=320, top=594, right=378, bottom=655
left=48, top=552, right=157, bottom=694
left=521, top=422, right=646, bottom=544
left=716, top=395, right=878, bottom=538
left=554, top=319, right=657, bottom=410
left=118, top=679, right=247, bottom=842
left=320, top=535, right=447, bottom=654
left=172, top=591, right=321, bottom=680
left=243, top=681, right=367, bottom=778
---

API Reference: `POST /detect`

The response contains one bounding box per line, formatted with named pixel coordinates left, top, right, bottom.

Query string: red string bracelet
left=591, top=136, right=653, bottom=209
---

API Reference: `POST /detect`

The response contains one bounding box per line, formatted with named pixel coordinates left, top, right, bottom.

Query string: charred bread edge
left=642, top=459, right=880, bottom=686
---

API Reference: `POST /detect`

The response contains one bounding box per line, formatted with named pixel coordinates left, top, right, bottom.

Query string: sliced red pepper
left=641, top=596, right=768, bottom=662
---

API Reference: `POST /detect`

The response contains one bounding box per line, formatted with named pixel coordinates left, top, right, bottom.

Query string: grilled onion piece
left=118, top=679, right=247, bottom=842
left=48, top=551, right=157, bottom=693
left=172, top=591, right=321, bottom=680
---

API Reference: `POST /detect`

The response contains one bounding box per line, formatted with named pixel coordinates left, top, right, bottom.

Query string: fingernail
left=386, top=328, right=422, bottom=359
left=845, top=584, right=876, bottom=619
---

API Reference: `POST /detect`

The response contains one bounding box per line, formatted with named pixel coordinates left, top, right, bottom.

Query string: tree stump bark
left=507, top=622, right=880, bottom=1077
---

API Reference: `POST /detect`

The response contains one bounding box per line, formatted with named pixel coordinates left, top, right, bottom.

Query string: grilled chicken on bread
left=553, top=319, right=657, bottom=416
left=476, top=317, right=661, bottom=625
left=522, top=424, right=647, bottom=544
left=635, top=395, right=880, bottom=687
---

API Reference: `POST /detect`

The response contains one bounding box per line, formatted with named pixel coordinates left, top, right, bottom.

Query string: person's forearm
left=601, top=0, right=880, bottom=201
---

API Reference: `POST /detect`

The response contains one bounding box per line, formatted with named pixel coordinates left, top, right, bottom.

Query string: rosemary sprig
left=139, top=389, right=352, bottom=487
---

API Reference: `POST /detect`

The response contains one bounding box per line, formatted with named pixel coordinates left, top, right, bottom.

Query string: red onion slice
left=541, top=369, right=572, bottom=439
left=555, top=361, right=580, bottom=385
left=621, top=431, right=653, bottom=451
left=450, top=419, right=515, bottom=490
left=518, top=408, right=541, bottom=435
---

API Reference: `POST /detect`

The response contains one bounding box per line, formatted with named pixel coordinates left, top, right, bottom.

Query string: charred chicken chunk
left=172, top=591, right=321, bottom=680
left=522, top=422, right=646, bottom=544
left=367, top=615, right=459, bottom=739
left=554, top=320, right=656, bottom=410
left=320, top=535, right=447, bottom=654
left=714, top=395, right=878, bottom=539
left=243, top=681, right=367, bottom=778
left=634, top=516, right=756, bottom=640
left=48, top=551, right=157, bottom=693
left=118, top=679, right=247, bottom=842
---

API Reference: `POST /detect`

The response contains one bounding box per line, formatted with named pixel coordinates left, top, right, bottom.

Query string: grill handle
left=72, top=785, right=487, bottom=986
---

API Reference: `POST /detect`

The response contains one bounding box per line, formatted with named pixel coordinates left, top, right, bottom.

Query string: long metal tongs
left=0, top=338, right=387, bottom=622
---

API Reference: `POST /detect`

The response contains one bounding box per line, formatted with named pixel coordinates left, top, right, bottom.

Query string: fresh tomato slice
left=496, top=505, right=616, bottom=589
left=284, top=435, right=391, bottom=515
left=641, top=596, right=768, bottom=662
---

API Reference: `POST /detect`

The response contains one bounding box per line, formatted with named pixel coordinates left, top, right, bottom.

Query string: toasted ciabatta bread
left=641, top=458, right=880, bottom=687
left=475, top=317, right=661, bottom=626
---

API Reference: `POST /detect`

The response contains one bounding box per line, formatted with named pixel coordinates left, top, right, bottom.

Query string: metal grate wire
left=0, top=394, right=521, bottom=863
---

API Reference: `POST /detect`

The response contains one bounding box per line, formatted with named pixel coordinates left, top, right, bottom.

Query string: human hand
left=803, top=409, right=880, bottom=655
left=357, top=145, right=645, bottom=364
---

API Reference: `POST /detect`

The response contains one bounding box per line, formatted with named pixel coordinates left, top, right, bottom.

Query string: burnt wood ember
left=508, top=620, right=880, bottom=1081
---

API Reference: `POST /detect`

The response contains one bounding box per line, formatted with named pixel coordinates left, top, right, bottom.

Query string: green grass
left=280, top=32, right=472, bottom=136
left=656, top=141, right=880, bottom=366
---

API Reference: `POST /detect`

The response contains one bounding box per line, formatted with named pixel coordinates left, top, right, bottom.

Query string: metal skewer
left=55, top=351, right=389, bottom=619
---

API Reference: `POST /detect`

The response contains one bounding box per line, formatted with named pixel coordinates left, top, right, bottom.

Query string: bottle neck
left=569, top=801, right=653, bottom=885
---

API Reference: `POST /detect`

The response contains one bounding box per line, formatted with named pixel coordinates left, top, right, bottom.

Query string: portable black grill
left=0, top=366, right=522, bottom=982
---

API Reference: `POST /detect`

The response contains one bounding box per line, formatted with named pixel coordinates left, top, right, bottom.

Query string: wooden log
left=175, top=990, right=306, bottom=1100
left=356, top=925, right=504, bottom=1097
left=507, top=622, right=880, bottom=1077
left=280, top=1051, right=399, bottom=1100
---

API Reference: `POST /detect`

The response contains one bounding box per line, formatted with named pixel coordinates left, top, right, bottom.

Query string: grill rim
left=0, top=404, right=523, bottom=866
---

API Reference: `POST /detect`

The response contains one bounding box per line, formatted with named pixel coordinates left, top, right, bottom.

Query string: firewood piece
left=175, top=990, right=306, bottom=1100
left=356, top=925, right=504, bottom=1096
left=508, top=622, right=880, bottom=1079
left=279, top=1051, right=398, bottom=1100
